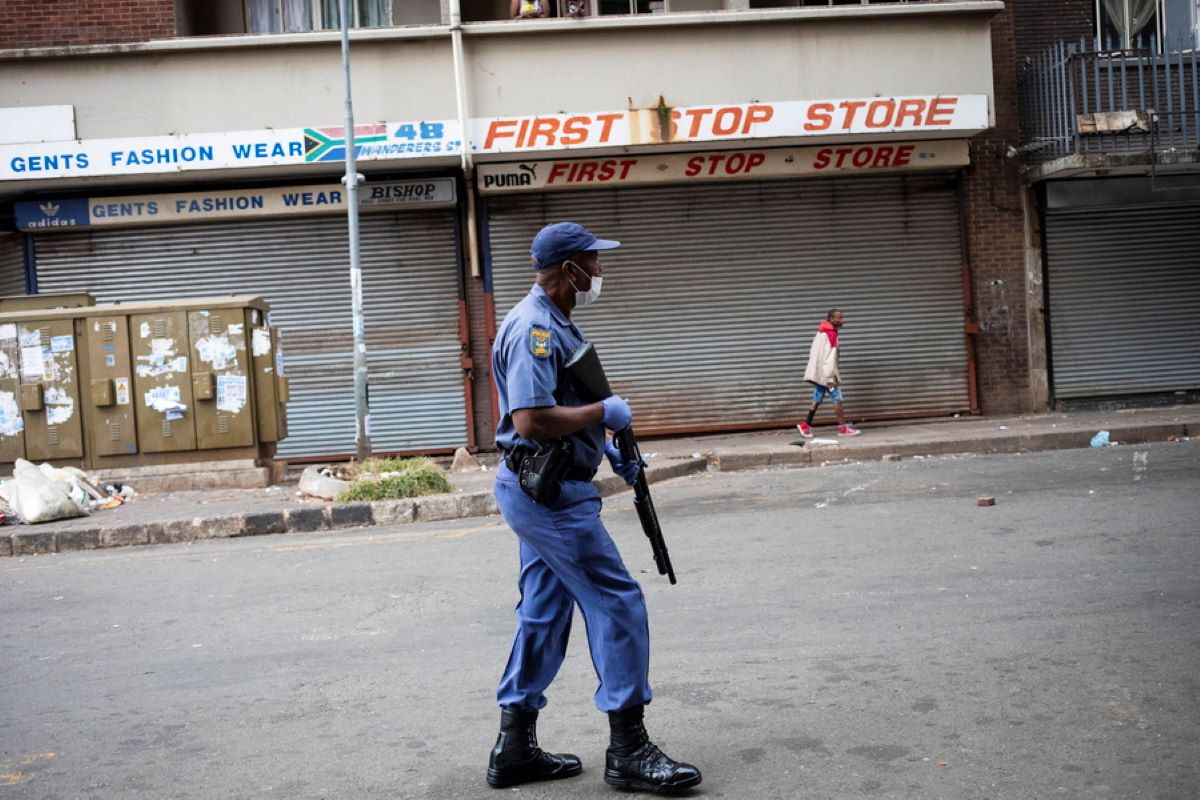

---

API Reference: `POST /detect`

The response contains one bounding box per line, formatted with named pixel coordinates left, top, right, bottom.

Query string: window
left=748, top=1, right=935, bottom=7
left=245, top=0, right=392, bottom=33
left=1093, top=0, right=1197, bottom=48
left=598, top=0, right=668, bottom=12
left=1096, top=0, right=1161, bottom=48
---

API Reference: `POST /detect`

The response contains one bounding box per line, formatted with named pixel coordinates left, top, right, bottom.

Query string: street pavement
left=5, top=404, right=1196, bottom=558
left=1, top=441, right=1198, bottom=799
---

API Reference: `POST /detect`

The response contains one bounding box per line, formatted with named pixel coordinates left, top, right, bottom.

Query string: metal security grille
left=32, top=212, right=467, bottom=458
left=1045, top=203, right=1200, bottom=398
left=486, top=175, right=968, bottom=431
left=0, top=234, right=26, bottom=296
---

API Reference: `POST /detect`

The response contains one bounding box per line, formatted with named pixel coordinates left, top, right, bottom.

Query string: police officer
left=487, top=222, right=702, bottom=794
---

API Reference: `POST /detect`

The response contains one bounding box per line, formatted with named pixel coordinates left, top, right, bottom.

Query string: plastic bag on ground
left=5, top=459, right=90, bottom=524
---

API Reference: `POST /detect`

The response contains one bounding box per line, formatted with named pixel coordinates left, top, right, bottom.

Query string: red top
left=818, top=320, right=838, bottom=349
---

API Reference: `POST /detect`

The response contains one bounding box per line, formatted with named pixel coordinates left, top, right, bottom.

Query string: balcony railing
left=1018, top=37, right=1200, bottom=165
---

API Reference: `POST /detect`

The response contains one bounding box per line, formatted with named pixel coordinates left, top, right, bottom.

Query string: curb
left=1, top=423, right=1191, bottom=559
left=707, top=422, right=1193, bottom=471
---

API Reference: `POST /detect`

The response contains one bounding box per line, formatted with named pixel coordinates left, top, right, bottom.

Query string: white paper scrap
left=20, top=346, right=44, bottom=378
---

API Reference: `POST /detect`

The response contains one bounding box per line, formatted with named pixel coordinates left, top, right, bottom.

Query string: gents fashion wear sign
left=476, top=140, right=971, bottom=193
left=0, top=96, right=988, bottom=181
left=14, top=179, right=456, bottom=231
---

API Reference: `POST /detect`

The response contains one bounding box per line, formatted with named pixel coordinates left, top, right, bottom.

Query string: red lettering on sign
left=684, top=108, right=713, bottom=138
left=926, top=96, right=958, bottom=125
left=545, top=159, right=641, bottom=185
left=865, top=100, right=895, bottom=129
left=743, top=105, right=774, bottom=133
left=896, top=99, right=925, bottom=128
left=483, top=120, right=518, bottom=149
left=547, top=162, right=571, bottom=184
left=595, top=113, right=623, bottom=143
left=682, top=152, right=768, bottom=176
left=810, top=143, right=923, bottom=171
left=528, top=118, right=560, bottom=147
left=839, top=100, right=867, bottom=129
left=560, top=116, right=590, bottom=146
left=805, top=103, right=834, bottom=132
left=712, top=108, right=741, bottom=136
left=515, top=118, right=531, bottom=147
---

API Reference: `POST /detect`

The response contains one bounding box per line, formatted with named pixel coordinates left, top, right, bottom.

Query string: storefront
left=479, top=142, right=977, bottom=432
left=1, top=90, right=996, bottom=447
left=1041, top=176, right=1200, bottom=402
left=14, top=178, right=470, bottom=459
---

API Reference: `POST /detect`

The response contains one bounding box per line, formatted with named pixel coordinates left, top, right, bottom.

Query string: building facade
left=6, top=0, right=1176, bottom=461
left=1012, top=0, right=1200, bottom=408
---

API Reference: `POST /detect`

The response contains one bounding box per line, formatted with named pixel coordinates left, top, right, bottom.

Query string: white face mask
left=566, top=262, right=602, bottom=307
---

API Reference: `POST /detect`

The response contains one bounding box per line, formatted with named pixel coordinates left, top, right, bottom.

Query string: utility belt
left=503, top=442, right=596, bottom=505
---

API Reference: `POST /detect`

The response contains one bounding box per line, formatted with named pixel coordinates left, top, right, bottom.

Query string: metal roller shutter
left=486, top=175, right=968, bottom=431
left=1045, top=203, right=1200, bottom=399
left=32, top=212, right=467, bottom=458
left=0, top=234, right=26, bottom=296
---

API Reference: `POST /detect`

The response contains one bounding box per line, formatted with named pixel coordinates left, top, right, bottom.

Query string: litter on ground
left=0, top=459, right=135, bottom=524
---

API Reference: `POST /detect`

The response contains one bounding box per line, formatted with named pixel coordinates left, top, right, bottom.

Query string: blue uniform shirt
left=492, top=284, right=604, bottom=470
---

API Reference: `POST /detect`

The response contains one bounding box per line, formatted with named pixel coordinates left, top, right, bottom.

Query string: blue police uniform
left=492, top=283, right=652, bottom=714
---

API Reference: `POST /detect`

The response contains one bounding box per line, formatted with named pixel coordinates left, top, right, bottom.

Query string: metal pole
left=449, top=0, right=482, bottom=279
left=340, top=0, right=371, bottom=462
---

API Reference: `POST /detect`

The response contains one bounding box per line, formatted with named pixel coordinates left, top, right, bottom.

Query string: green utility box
left=0, top=295, right=288, bottom=472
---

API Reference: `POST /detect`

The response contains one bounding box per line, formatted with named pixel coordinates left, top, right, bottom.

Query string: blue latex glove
left=600, top=395, right=632, bottom=431
left=605, top=440, right=642, bottom=486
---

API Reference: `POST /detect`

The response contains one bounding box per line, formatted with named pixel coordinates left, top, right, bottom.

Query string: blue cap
left=530, top=221, right=621, bottom=270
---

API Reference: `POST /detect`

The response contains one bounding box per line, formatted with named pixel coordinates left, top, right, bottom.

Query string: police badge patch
left=528, top=327, right=552, bottom=358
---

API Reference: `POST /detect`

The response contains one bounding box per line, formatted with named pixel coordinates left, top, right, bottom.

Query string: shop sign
left=477, top=140, right=970, bottom=194
left=14, top=178, right=456, bottom=231
left=0, top=95, right=987, bottom=182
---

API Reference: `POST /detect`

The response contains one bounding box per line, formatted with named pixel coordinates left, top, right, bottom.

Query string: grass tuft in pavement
left=337, top=457, right=453, bottom=502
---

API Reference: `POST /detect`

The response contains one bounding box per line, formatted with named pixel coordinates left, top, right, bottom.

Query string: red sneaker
left=838, top=425, right=861, bottom=437
left=797, top=422, right=813, bottom=438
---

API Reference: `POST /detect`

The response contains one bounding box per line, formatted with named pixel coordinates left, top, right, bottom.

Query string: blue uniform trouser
left=494, top=463, right=652, bottom=713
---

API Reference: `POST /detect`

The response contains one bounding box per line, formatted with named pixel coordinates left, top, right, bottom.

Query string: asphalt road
left=2, top=442, right=1198, bottom=800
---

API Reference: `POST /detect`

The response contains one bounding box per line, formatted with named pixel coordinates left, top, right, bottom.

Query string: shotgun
left=565, top=342, right=677, bottom=585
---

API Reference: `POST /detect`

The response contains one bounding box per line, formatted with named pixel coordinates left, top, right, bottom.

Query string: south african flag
left=304, top=124, right=388, bottom=162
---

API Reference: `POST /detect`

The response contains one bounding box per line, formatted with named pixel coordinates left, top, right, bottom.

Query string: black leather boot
left=605, top=705, right=702, bottom=794
left=486, top=707, right=583, bottom=788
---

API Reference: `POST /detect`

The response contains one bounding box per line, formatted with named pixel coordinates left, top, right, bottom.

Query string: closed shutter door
left=32, top=213, right=467, bottom=458
left=0, top=234, right=26, bottom=296
left=487, top=175, right=968, bottom=431
left=1044, top=203, right=1200, bottom=398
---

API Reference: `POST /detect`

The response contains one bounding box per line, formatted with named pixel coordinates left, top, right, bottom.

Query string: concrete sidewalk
left=2, top=405, right=1195, bottom=558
